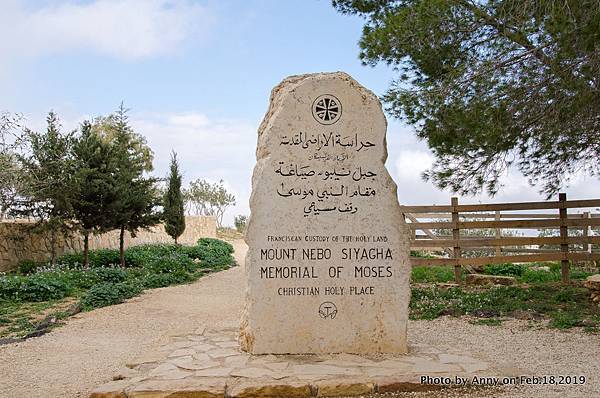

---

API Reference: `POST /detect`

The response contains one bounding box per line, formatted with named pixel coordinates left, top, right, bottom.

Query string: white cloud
left=131, top=111, right=258, bottom=225
left=0, top=0, right=213, bottom=60
left=386, top=123, right=600, bottom=209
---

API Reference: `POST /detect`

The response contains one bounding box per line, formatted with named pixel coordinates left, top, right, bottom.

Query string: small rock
left=465, top=274, right=516, bottom=286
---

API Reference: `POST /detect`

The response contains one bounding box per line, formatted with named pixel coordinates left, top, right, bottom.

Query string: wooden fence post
left=559, top=192, right=569, bottom=284
left=583, top=212, right=591, bottom=253
left=495, top=211, right=502, bottom=256
left=451, top=197, right=461, bottom=284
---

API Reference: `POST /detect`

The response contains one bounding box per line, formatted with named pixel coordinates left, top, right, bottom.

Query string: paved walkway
left=0, top=240, right=247, bottom=398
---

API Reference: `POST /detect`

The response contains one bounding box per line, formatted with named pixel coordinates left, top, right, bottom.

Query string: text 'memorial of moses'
left=240, top=72, right=410, bottom=354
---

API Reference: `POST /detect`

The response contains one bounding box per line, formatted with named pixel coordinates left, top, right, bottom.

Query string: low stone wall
left=0, top=216, right=216, bottom=272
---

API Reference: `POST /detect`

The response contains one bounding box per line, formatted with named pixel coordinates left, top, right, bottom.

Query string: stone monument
left=240, top=72, right=410, bottom=355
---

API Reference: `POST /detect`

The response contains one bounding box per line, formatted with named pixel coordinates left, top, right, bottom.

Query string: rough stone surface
left=585, top=274, right=600, bottom=307
left=241, top=71, right=411, bottom=355
left=89, top=328, right=512, bottom=398
left=315, top=380, right=374, bottom=397
left=465, top=274, right=516, bottom=286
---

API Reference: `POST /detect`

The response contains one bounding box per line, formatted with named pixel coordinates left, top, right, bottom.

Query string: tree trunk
left=175, top=236, right=178, bottom=245
left=83, top=231, right=89, bottom=269
left=119, top=226, right=125, bottom=268
left=50, top=229, right=57, bottom=266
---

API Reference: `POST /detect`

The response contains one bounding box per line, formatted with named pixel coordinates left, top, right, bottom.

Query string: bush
left=17, top=259, right=40, bottom=275
left=124, top=244, right=180, bottom=268
left=89, top=267, right=128, bottom=284
left=80, top=282, right=142, bottom=309
left=484, top=263, right=525, bottom=277
left=146, top=253, right=195, bottom=274
left=142, top=272, right=193, bottom=289
left=0, top=273, right=71, bottom=302
left=54, top=252, right=84, bottom=269
left=88, top=249, right=121, bottom=268
left=191, top=238, right=235, bottom=268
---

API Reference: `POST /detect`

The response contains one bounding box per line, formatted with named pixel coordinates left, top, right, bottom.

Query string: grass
left=410, top=283, right=600, bottom=332
left=0, top=297, right=79, bottom=338
left=411, top=261, right=597, bottom=284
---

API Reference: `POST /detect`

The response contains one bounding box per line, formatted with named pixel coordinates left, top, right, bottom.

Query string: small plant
left=80, top=282, right=142, bottom=309
left=234, top=215, right=248, bottom=233
left=484, top=263, right=525, bottom=277
left=17, top=259, right=39, bottom=275
left=469, top=318, right=503, bottom=326
left=411, top=266, right=456, bottom=283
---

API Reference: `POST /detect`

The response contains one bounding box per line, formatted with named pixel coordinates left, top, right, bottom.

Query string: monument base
left=89, top=328, right=520, bottom=398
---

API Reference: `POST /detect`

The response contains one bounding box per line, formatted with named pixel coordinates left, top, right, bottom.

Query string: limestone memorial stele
left=240, top=72, right=410, bottom=355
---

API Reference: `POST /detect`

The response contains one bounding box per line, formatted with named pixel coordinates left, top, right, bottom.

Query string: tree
left=71, top=121, right=120, bottom=268
left=164, top=151, right=185, bottom=244
left=332, top=0, right=599, bottom=197
left=185, top=179, right=236, bottom=228
left=0, top=112, right=24, bottom=219
left=18, top=112, right=77, bottom=265
left=96, top=104, right=160, bottom=266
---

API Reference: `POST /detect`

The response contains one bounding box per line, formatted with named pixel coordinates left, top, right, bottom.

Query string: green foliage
left=193, top=238, right=235, bottom=268
left=142, top=272, right=193, bottom=289
left=410, top=284, right=599, bottom=330
left=484, top=263, right=525, bottom=277
left=234, top=215, right=247, bottom=233
left=0, top=273, right=71, bottom=302
left=18, top=112, right=78, bottom=264
left=411, top=266, right=455, bottom=283
left=80, top=282, right=142, bottom=309
left=91, top=105, right=161, bottom=266
left=18, top=259, right=40, bottom=275
left=163, top=152, right=185, bottom=243
left=332, top=0, right=600, bottom=196
left=145, top=253, right=195, bottom=274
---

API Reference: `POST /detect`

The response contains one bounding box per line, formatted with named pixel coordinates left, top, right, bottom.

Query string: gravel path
left=1, top=240, right=598, bottom=398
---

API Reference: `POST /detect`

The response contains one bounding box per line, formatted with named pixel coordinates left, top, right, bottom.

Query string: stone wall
left=0, top=216, right=216, bottom=272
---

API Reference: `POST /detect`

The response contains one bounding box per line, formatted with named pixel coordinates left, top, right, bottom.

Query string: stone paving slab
left=90, top=328, right=519, bottom=398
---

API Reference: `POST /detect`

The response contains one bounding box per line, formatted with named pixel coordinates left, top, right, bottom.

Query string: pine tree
left=98, top=104, right=159, bottom=266
left=164, top=151, right=185, bottom=244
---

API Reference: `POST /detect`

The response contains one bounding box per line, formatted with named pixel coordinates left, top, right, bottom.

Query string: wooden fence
left=402, top=193, right=600, bottom=284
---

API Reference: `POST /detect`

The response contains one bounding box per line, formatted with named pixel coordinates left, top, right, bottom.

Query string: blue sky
left=2, top=0, right=598, bottom=225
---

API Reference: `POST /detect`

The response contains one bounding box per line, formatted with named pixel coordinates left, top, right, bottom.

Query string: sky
left=1, top=0, right=599, bottom=225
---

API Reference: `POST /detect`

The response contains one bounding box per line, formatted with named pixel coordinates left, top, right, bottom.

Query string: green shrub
left=0, top=276, right=21, bottom=301
left=124, top=244, right=180, bottom=268
left=197, top=238, right=234, bottom=254
left=191, top=238, right=235, bottom=268
left=142, top=272, right=193, bottom=289
left=484, top=263, right=525, bottom=277
left=88, top=249, right=121, bottom=268
left=14, top=273, right=71, bottom=302
left=549, top=311, right=582, bottom=329
left=89, top=267, right=128, bottom=284
left=17, top=260, right=40, bottom=275
left=146, top=253, right=195, bottom=274
left=80, top=282, right=142, bottom=309
left=54, top=252, right=84, bottom=269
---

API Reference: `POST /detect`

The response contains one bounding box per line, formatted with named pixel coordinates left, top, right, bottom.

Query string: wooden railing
left=402, top=193, right=600, bottom=284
